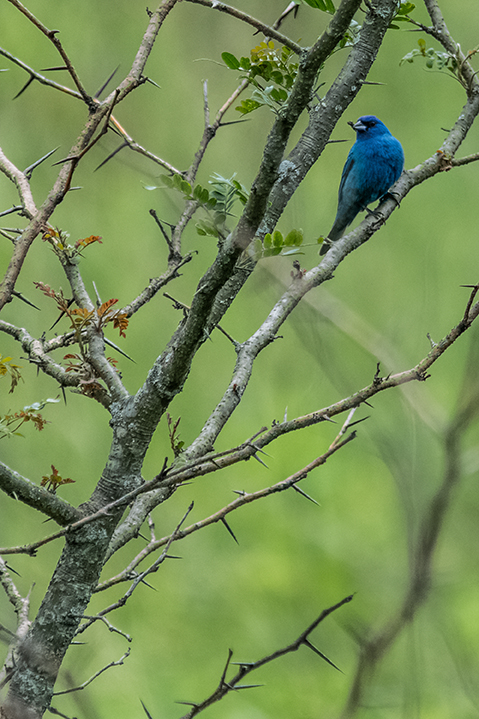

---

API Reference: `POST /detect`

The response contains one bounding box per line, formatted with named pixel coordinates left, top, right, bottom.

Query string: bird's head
left=348, top=115, right=390, bottom=137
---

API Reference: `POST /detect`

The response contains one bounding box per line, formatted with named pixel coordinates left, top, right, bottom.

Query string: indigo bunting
left=321, top=115, right=404, bottom=254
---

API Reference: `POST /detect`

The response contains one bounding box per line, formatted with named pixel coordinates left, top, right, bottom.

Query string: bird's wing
left=337, top=152, right=355, bottom=205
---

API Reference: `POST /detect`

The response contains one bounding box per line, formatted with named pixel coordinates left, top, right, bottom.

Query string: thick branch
left=0, top=462, right=81, bottom=527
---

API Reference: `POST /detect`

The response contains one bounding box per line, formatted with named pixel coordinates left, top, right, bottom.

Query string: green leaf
left=284, top=228, right=304, bottom=246
left=396, top=1, right=415, bottom=14
left=235, top=99, right=262, bottom=115
left=272, top=230, right=283, bottom=247
left=196, top=219, right=219, bottom=238
left=302, top=0, right=328, bottom=10
left=221, top=52, right=240, bottom=70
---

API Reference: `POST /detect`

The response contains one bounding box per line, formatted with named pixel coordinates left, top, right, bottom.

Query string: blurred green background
left=1, top=1, right=479, bottom=717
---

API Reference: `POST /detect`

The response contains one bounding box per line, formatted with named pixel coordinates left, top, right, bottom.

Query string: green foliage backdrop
left=1, top=1, right=479, bottom=717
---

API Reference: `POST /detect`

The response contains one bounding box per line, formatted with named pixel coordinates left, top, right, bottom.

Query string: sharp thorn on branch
left=138, top=578, right=156, bottom=590
left=13, top=75, right=35, bottom=100
left=40, top=65, right=68, bottom=72
left=221, top=517, right=239, bottom=545
left=11, top=290, right=41, bottom=310
left=140, top=699, right=154, bottom=719
left=251, top=453, right=268, bottom=468
left=145, top=76, right=161, bottom=89
left=218, top=118, right=250, bottom=127
left=291, top=484, right=320, bottom=505
left=303, top=639, right=342, bottom=672
left=347, top=416, right=369, bottom=429
left=95, top=141, right=129, bottom=172
left=104, top=336, right=135, bottom=362
left=24, top=147, right=59, bottom=179
left=94, top=65, right=120, bottom=99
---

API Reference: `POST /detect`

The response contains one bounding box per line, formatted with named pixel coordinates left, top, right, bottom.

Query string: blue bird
left=321, top=115, right=404, bottom=254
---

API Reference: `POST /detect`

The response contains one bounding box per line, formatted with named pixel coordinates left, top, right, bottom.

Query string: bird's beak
left=352, top=119, right=367, bottom=132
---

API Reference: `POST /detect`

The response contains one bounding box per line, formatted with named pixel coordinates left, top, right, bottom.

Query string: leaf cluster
left=400, top=37, right=460, bottom=76
left=157, top=172, right=249, bottom=239
left=0, top=353, right=23, bottom=393
left=389, top=1, right=415, bottom=29
left=166, top=413, right=184, bottom=457
left=222, top=42, right=299, bottom=116
left=249, top=228, right=307, bottom=261
left=41, top=464, right=75, bottom=493
left=0, top=400, right=59, bottom=439
left=34, top=284, right=128, bottom=340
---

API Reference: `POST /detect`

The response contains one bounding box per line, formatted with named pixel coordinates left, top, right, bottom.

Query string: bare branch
left=6, top=0, right=92, bottom=104
left=340, top=367, right=479, bottom=717
left=184, top=0, right=303, bottom=55
left=176, top=594, right=354, bottom=718
left=77, top=503, right=194, bottom=633
left=52, top=649, right=131, bottom=696
left=0, top=46, right=83, bottom=101
left=97, top=427, right=356, bottom=592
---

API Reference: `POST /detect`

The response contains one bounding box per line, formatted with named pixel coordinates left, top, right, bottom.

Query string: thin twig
left=177, top=595, right=353, bottom=718
left=53, top=649, right=131, bottom=696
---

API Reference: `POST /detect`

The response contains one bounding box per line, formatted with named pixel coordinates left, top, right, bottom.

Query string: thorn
left=231, top=683, right=264, bottom=690
left=291, top=484, right=320, bottom=505
left=24, top=147, right=59, bottom=179
left=303, top=639, right=342, bottom=672
left=104, top=336, right=135, bottom=362
left=217, top=118, right=249, bottom=127
left=175, top=701, right=199, bottom=707
left=145, top=76, right=161, bottom=90
left=94, top=65, right=120, bottom=99
left=40, top=65, right=68, bottom=72
left=11, top=290, right=40, bottom=310
left=362, top=400, right=373, bottom=408
left=233, top=490, right=247, bottom=496
left=347, top=416, right=369, bottom=429
left=138, top=578, right=156, bottom=590
left=4, top=562, right=21, bottom=577
left=95, top=141, right=129, bottom=171
left=140, top=699, right=154, bottom=719
left=221, top=517, right=239, bottom=545
left=13, top=75, right=35, bottom=100
left=49, top=298, right=74, bottom=330
left=251, top=453, right=268, bottom=468
left=283, top=406, right=288, bottom=422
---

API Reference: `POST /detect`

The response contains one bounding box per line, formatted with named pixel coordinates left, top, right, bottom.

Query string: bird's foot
left=384, top=190, right=401, bottom=207
left=319, top=237, right=332, bottom=256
